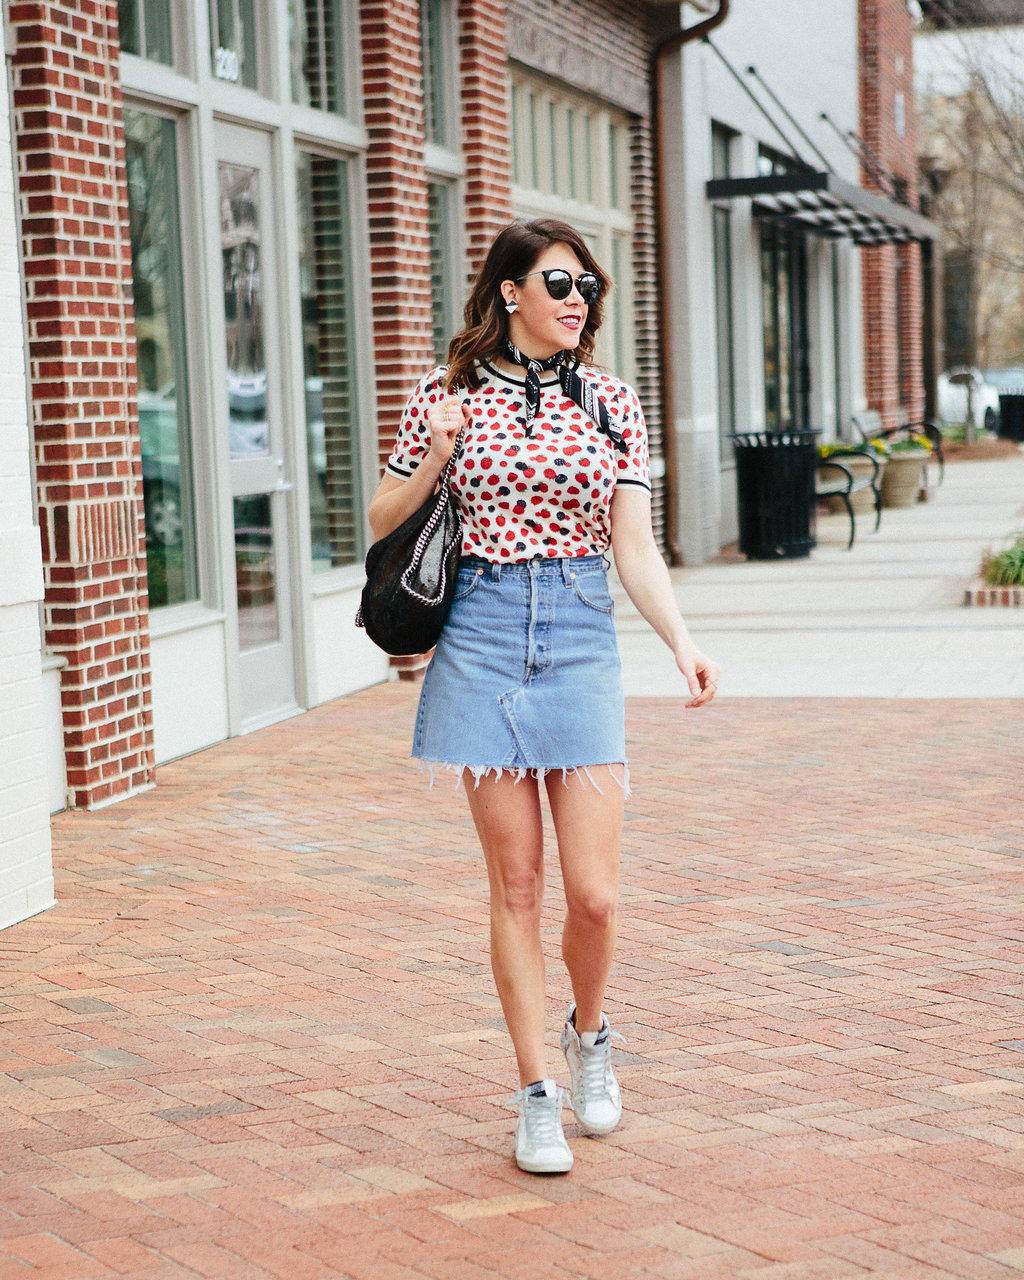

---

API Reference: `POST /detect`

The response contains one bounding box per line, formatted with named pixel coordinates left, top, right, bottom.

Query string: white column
left=0, top=20, right=57, bottom=929
left=660, top=40, right=724, bottom=566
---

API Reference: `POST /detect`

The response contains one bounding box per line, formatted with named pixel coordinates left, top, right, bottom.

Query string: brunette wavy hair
left=442, top=218, right=611, bottom=393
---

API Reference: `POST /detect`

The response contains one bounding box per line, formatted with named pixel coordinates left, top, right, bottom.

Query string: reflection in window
left=118, top=0, right=173, bottom=63
left=234, top=494, right=278, bottom=648
left=290, top=0, right=345, bottom=111
left=296, top=152, right=362, bottom=572
left=124, top=109, right=198, bottom=609
left=210, top=0, right=257, bottom=87
left=219, top=163, right=269, bottom=459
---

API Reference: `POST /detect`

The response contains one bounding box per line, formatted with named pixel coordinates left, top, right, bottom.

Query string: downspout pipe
left=651, top=0, right=730, bottom=565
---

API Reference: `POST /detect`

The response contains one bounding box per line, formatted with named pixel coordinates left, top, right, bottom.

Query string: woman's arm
left=366, top=401, right=470, bottom=542
left=609, top=486, right=721, bottom=708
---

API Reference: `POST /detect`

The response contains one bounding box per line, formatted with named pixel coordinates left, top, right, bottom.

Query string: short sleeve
left=384, top=366, right=447, bottom=479
left=615, top=386, right=651, bottom=492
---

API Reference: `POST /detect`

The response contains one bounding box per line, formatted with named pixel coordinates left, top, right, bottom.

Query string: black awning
left=705, top=171, right=940, bottom=246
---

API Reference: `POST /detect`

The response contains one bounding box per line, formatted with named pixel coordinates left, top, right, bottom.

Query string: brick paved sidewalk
left=3, top=687, right=1024, bottom=1280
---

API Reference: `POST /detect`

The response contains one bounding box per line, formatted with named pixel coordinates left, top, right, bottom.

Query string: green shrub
left=981, top=532, right=1024, bottom=586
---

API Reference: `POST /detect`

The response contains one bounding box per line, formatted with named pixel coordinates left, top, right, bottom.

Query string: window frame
left=120, top=0, right=379, bottom=615
left=509, top=66, right=636, bottom=384
left=122, top=100, right=212, bottom=626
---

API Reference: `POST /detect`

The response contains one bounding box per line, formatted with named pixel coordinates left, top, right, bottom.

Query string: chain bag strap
left=397, top=423, right=465, bottom=606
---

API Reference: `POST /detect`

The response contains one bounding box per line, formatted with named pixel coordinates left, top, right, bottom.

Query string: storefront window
left=510, top=69, right=637, bottom=384
left=210, top=0, right=258, bottom=89
left=290, top=0, right=346, bottom=112
left=427, top=181, right=455, bottom=363
left=420, top=0, right=449, bottom=145
left=118, top=0, right=173, bottom=63
left=124, top=108, right=199, bottom=610
left=712, top=123, right=736, bottom=457
left=713, top=206, right=735, bottom=449
left=760, top=221, right=809, bottom=432
left=295, top=152, right=362, bottom=572
left=895, top=249, right=908, bottom=405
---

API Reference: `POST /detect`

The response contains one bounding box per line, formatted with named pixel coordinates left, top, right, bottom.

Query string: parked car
left=937, top=367, right=1001, bottom=433
left=983, top=366, right=1024, bottom=395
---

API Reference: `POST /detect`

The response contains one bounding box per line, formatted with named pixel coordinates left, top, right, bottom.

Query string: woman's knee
left=566, top=888, right=617, bottom=931
left=491, top=861, right=544, bottom=916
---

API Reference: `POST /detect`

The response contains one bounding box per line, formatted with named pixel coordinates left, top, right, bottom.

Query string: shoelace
left=509, top=1090, right=568, bottom=1152
left=505, top=1086, right=568, bottom=1145
left=579, top=1030, right=626, bottom=1100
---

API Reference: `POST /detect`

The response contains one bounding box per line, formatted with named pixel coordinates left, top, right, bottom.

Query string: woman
left=367, top=218, right=721, bottom=1175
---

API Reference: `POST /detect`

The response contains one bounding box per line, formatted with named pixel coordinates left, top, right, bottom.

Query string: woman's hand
left=426, top=397, right=471, bottom=466
left=673, top=639, right=722, bottom=709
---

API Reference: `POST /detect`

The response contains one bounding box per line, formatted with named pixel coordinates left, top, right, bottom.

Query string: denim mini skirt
left=413, top=554, right=629, bottom=795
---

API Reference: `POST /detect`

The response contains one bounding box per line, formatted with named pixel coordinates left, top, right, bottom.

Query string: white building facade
left=659, top=0, right=867, bottom=563
left=0, top=19, right=57, bottom=929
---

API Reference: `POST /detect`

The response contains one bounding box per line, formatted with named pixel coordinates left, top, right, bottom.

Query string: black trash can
left=729, top=429, right=822, bottom=559
left=998, top=393, right=1024, bottom=442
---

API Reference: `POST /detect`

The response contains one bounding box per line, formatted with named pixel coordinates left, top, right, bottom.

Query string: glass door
left=214, top=120, right=298, bottom=729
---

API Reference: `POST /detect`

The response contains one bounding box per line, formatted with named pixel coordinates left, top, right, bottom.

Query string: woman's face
left=501, top=242, right=590, bottom=359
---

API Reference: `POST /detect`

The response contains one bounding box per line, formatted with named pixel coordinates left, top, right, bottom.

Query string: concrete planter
left=963, top=580, right=1024, bottom=606
left=881, top=451, right=929, bottom=508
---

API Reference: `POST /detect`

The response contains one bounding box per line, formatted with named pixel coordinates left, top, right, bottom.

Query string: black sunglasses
left=515, top=268, right=602, bottom=305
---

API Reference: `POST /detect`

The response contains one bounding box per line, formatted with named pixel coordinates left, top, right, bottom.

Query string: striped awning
left=705, top=170, right=940, bottom=246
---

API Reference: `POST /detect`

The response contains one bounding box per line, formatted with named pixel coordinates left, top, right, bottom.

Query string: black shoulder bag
left=355, top=421, right=466, bottom=656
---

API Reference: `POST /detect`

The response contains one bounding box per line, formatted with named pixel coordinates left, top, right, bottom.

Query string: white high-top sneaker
left=506, top=1078, right=573, bottom=1174
left=560, top=1004, right=625, bottom=1136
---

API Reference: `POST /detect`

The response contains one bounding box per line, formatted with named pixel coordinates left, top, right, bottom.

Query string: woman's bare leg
left=545, top=767, right=624, bottom=1033
left=463, top=771, right=547, bottom=1086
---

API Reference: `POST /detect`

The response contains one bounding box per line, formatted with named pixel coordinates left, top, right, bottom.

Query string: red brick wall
left=458, top=0, right=514, bottom=279
left=859, top=0, right=924, bottom=427
left=361, top=0, right=435, bottom=475
left=9, top=0, right=154, bottom=809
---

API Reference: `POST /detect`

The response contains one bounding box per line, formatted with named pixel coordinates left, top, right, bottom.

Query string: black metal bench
left=814, top=448, right=882, bottom=551
left=851, top=409, right=945, bottom=486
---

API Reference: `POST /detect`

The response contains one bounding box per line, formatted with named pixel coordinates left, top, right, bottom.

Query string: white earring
left=505, top=300, right=518, bottom=313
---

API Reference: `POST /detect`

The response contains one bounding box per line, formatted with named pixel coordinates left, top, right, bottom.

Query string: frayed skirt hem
left=414, top=757, right=631, bottom=799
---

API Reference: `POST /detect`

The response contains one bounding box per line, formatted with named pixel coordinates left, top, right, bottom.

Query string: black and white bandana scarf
left=503, top=339, right=628, bottom=454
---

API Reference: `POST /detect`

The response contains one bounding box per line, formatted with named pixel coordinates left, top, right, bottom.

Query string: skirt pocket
left=569, top=569, right=614, bottom=614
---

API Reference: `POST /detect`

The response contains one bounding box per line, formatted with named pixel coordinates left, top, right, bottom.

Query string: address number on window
left=214, top=46, right=241, bottom=82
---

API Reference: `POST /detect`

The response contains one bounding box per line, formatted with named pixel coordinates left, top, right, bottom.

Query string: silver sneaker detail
left=560, top=1005, right=625, bottom=1136
left=506, top=1078, right=573, bottom=1174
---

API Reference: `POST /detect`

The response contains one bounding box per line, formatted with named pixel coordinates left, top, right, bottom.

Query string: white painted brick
left=0, top=874, right=56, bottom=932
left=0, top=748, right=46, bottom=793
left=0, top=799, right=50, bottom=848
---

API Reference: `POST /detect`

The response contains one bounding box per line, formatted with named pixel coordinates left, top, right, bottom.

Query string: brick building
left=860, top=0, right=927, bottom=427
left=1, top=0, right=937, bottom=927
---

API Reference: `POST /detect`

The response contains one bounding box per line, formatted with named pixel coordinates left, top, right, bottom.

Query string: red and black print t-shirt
left=385, top=360, right=651, bottom=562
